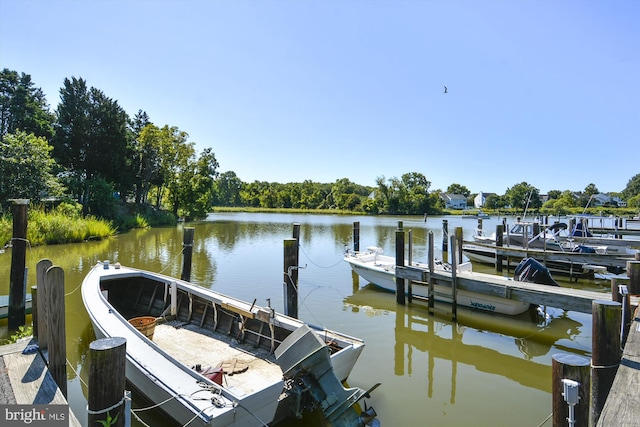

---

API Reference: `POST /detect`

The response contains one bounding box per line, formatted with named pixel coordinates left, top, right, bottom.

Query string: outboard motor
left=514, top=258, right=560, bottom=287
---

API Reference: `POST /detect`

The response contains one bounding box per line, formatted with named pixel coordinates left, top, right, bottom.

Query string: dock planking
left=596, top=306, right=640, bottom=427
left=396, top=266, right=640, bottom=314
left=0, top=339, right=81, bottom=426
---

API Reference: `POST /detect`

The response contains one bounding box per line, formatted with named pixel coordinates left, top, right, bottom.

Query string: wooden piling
left=292, top=222, right=301, bottom=240
left=628, top=261, right=640, bottom=295
left=495, top=224, right=504, bottom=273
left=477, top=218, right=483, bottom=234
left=30, top=285, right=38, bottom=340
left=353, top=221, right=360, bottom=252
left=454, top=227, right=463, bottom=265
left=395, top=227, right=405, bottom=305
left=8, top=199, right=29, bottom=331
left=407, top=230, right=413, bottom=303
left=590, top=300, right=622, bottom=426
left=45, top=265, right=67, bottom=397
left=36, top=259, right=53, bottom=351
left=450, top=236, right=458, bottom=321
left=283, top=238, right=299, bottom=318
left=551, top=353, right=590, bottom=427
left=88, top=337, right=127, bottom=427
left=180, top=227, right=194, bottom=282
left=442, top=220, right=448, bottom=252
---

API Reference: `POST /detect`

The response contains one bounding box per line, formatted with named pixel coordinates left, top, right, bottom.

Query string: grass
left=1, top=204, right=116, bottom=247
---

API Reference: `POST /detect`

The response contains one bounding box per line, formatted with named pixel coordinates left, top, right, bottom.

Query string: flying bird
left=444, top=86, right=448, bottom=94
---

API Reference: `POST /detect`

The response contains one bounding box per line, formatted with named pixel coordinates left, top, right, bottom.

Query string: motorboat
left=343, top=247, right=548, bottom=316
left=82, top=261, right=378, bottom=427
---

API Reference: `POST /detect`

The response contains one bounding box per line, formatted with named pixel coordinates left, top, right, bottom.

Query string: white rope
left=86, top=395, right=125, bottom=415
left=158, top=245, right=187, bottom=274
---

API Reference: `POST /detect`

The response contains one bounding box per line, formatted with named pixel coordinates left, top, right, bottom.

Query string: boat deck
left=152, top=321, right=284, bottom=397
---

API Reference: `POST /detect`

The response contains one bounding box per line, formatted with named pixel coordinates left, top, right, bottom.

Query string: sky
left=1, top=0, right=639, bottom=195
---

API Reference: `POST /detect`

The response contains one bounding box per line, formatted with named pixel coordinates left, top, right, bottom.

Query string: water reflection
left=344, top=284, right=590, bottom=399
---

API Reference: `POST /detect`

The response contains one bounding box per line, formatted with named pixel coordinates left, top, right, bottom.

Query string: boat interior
left=99, top=274, right=345, bottom=396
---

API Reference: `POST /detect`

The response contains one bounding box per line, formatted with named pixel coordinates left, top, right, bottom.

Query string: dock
left=396, top=266, right=640, bottom=314
left=0, top=339, right=81, bottom=426
left=596, top=306, right=640, bottom=427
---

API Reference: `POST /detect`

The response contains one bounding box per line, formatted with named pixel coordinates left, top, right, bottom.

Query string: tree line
left=2, top=68, right=639, bottom=226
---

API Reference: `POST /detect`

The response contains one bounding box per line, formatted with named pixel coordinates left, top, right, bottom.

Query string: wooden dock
left=396, top=266, right=640, bottom=314
left=596, top=305, right=640, bottom=427
left=0, top=339, right=81, bottom=426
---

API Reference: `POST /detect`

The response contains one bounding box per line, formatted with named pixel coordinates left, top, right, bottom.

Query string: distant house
left=590, top=193, right=625, bottom=207
left=474, top=192, right=495, bottom=208
left=441, top=193, right=467, bottom=210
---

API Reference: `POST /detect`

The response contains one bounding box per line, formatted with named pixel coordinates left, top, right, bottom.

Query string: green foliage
left=1, top=325, right=33, bottom=346
left=95, top=412, right=118, bottom=427
left=0, top=131, right=64, bottom=209
left=504, top=182, right=541, bottom=210
left=0, top=69, right=55, bottom=141
left=447, top=183, right=470, bottom=198
left=622, top=173, right=640, bottom=200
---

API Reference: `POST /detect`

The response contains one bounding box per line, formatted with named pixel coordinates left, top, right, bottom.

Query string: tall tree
left=504, top=182, right=541, bottom=210
left=622, top=173, right=640, bottom=200
left=131, top=110, right=152, bottom=203
left=52, top=77, right=132, bottom=207
left=0, top=69, right=54, bottom=141
left=446, top=183, right=470, bottom=197
left=216, top=171, right=243, bottom=206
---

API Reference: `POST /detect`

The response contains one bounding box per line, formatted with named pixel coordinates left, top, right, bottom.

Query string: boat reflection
left=344, top=282, right=589, bottom=397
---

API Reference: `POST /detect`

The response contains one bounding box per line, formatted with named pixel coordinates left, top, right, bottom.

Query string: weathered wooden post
left=88, top=337, right=127, bottom=427
left=450, top=236, right=458, bottom=321
left=496, top=224, right=504, bottom=273
left=477, top=218, right=483, bottom=234
left=551, top=353, right=590, bottom=427
left=395, top=223, right=405, bottom=305
left=180, top=227, right=195, bottom=282
left=8, top=199, right=29, bottom=331
left=283, top=238, right=299, bottom=318
left=46, top=265, right=67, bottom=397
left=36, top=259, right=53, bottom=350
left=428, top=231, right=435, bottom=312
left=30, top=285, right=38, bottom=339
left=590, top=300, right=622, bottom=426
left=353, top=221, right=360, bottom=252
left=455, top=227, right=463, bottom=265
left=442, top=219, right=448, bottom=252
left=628, top=260, right=640, bottom=295
left=407, top=230, right=413, bottom=303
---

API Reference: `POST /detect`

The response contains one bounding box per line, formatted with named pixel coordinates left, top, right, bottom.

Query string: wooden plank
left=596, top=307, right=640, bottom=427
left=1, top=341, right=82, bottom=426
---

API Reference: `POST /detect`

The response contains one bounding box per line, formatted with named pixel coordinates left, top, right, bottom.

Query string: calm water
left=0, top=213, right=611, bottom=426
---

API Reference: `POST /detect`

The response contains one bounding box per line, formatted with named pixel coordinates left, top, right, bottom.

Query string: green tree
left=215, top=171, right=243, bottom=206
left=178, top=147, right=219, bottom=218
left=504, top=182, right=540, bottom=210
left=622, top=173, right=640, bottom=200
left=447, top=183, right=470, bottom=198
left=52, top=77, right=132, bottom=209
left=0, top=131, right=64, bottom=209
left=584, top=183, right=599, bottom=196
left=0, top=69, right=54, bottom=141
left=547, top=190, right=562, bottom=200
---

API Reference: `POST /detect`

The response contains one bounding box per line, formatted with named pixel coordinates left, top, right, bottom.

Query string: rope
left=283, top=272, right=325, bottom=328
left=86, top=395, right=125, bottom=415
left=158, top=245, right=187, bottom=274
left=298, top=244, right=344, bottom=269
left=66, top=359, right=88, bottom=388
left=536, top=412, right=552, bottom=427
left=591, top=362, right=620, bottom=369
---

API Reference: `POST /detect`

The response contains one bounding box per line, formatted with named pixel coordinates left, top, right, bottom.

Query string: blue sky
left=1, top=0, right=638, bottom=195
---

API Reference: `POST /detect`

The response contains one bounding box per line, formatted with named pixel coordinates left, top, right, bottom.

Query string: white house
left=441, top=193, right=467, bottom=210
left=474, top=192, right=496, bottom=208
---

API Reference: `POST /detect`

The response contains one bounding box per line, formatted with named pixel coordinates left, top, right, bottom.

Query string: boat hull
left=82, top=263, right=365, bottom=427
left=345, top=253, right=531, bottom=316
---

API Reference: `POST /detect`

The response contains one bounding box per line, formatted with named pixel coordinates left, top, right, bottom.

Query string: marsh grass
left=1, top=205, right=116, bottom=247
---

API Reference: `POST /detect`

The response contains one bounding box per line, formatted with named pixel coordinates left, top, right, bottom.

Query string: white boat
left=0, top=294, right=32, bottom=320
left=344, top=247, right=533, bottom=316
left=461, top=209, right=490, bottom=219
left=82, top=261, right=377, bottom=427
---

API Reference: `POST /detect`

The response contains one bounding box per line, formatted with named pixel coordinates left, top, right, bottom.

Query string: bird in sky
left=444, top=86, right=448, bottom=94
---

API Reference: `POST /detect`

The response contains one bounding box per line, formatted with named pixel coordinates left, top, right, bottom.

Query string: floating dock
left=396, top=266, right=640, bottom=314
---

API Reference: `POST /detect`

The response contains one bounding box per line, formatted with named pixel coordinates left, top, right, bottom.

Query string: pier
left=0, top=340, right=81, bottom=426
left=396, top=265, right=640, bottom=314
